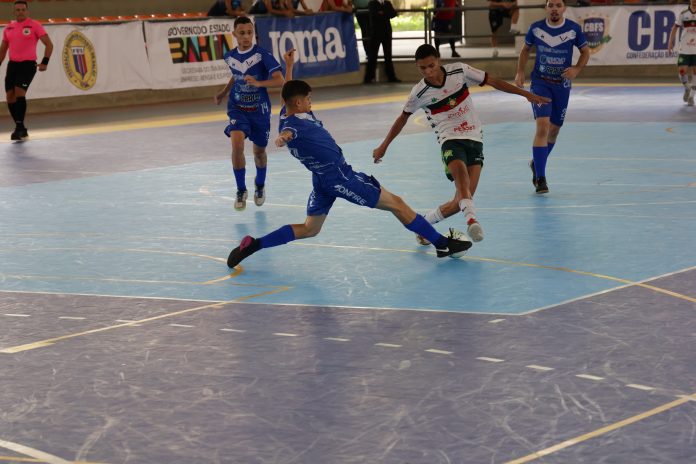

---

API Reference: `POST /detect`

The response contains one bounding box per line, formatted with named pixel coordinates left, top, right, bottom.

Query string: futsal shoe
left=18, top=128, right=28, bottom=140
left=688, top=90, right=695, bottom=106
left=254, top=184, right=265, bottom=206
left=467, top=218, right=484, bottom=242
left=10, top=129, right=21, bottom=141
left=227, top=235, right=260, bottom=268
left=415, top=234, right=431, bottom=246
left=235, top=189, right=248, bottom=211
left=684, top=86, right=690, bottom=102
left=536, top=177, right=549, bottom=194
left=529, top=160, right=537, bottom=187
left=435, top=229, right=473, bottom=258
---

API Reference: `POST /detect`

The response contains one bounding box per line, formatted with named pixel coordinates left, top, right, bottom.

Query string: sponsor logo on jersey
left=62, top=31, right=97, bottom=90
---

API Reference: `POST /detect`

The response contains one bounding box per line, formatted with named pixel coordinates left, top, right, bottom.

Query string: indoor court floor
left=1, top=80, right=695, bottom=463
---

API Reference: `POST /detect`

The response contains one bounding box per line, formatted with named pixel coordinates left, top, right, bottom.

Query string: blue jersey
left=279, top=111, right=349, bottom=177
left=223, top=45, right=281, bottom=116
left=525, top=19, right=587, bottom=86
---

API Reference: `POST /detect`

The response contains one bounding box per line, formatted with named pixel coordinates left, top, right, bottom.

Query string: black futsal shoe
left=227, top=235, right=260, bottom=268
left=18, top=128, right=28, bottom=140
left=10, top=129, right=21, bottom=141
left=536, top=177, right=549, bottom=194
left=435, top=230, right=473, bottom=258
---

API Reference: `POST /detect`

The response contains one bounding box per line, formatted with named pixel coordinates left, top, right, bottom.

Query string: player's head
left=233, top=17, right=255, bottom=50
left=282, top=80, right=312, bottom=113
left=414, top=44, right=443, bottom=81
left=545, top=0, right=565, bottom=24
left=13, top=0, right=28, bottom=20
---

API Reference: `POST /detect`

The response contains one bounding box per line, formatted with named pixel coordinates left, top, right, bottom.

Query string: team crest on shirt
left=22, top=27, right=31, bottom=36
left=579, top=16, right=611, bottom=54
left=62, top=31, right=97, bottom=90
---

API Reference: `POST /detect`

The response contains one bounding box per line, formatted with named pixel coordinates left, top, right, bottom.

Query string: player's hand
left=283, top=49, right=296, bottom=66
left=514, top=72, right=525, bottom=88
left=373, top=146, right=386, bottom=164
left=527, top=93, right=551, bottom=105
left=244, top=75, right=260, bottom=87
left=275, top=131, right=293, bottom=147
left=561, top=66, right=581, bottom=80
left=38, top=64, right=47, bottom=72
left=214, top=92, right=225, bottom=105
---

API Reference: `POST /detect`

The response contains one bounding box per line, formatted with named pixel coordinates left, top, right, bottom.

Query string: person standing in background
left=207, top=0, right=246, bottom=17
left=488, top=0, right=519, bottom=57
left=363, top=0, right=401, bottom=84
left=668, top=0, right=696, bottom=106
left=432, top=0, right=461, bottom=58
left=0, top=0, right=53, bottom=141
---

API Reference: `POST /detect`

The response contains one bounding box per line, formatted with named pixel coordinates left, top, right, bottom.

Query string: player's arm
left=244, top=69, right=285, bottom=88
left=486, top=75, right=550, bottom=105
left=215, top=76, right=234, bottom=105
left=37, top=34, right=53, bottom=72
left=373, top=111, right=411, bottom=163
left=562, top=45, right=589, bottom=80
left=0, top=40, right=8, bottom=65
left=668, top=24, right=680, bottom=53
left=284, top=49, right=295, bottom=81
left=515, top=43, right=531, bottom=88
left=275, top=129, right=295, bottom=147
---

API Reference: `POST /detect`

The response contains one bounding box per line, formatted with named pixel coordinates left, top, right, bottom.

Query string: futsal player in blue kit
left=514, top=0, right=589, bottom=194
left=227, top=80, right=473, bottom=268
left=215, top=16, right=285, bottom=210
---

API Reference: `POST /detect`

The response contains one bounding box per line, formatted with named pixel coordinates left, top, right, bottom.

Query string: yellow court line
left=0, top=286, right=290, bottom=354
left=505, top=392, right=696, bottom=463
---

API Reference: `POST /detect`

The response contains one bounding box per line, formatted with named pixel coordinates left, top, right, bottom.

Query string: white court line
left=576, top=374, right=605, bottom=381
left=375, top=343, right=402, bottom=348
left=0, top=438, right=70, bottom=464
left=3, top=314, right=30, bottom=317
left=220, top=328, right=246, bottom=333
left=273, top=332, right=299, bottom=337
left=477, top=357, right=505, bottom=363
left=526, top=365, right=555, bottom=371
left=58, top=316, right=86, bottom=320
left=425, top=348, right=453, bottom=355
left=170, top=323, right=194, bottom=328
left=324, top=337, right=350, bottom=342
left=489, top=319, right=506, bottom=324
left=627, top=384, right=656, bottom=391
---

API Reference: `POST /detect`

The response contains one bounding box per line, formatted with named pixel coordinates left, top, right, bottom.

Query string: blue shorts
left=530, top=79, right=571, bottom=127
left=225, top=106, right=271, bottom=148
left=307, top=166, right=381, bottom=216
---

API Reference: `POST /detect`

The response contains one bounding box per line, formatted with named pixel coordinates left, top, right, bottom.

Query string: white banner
left=566, top=5, right=683, bottom=65
left=144, top=19, right=238, bottom=89
left=0, top=21, right=151, bottom=101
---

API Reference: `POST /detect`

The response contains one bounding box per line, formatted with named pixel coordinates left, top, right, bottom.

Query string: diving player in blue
left=227, top=80, right=473, bottom=268
left=515, top=0, right=589, bottom=194
left=215, top=16, right=285, bottom=211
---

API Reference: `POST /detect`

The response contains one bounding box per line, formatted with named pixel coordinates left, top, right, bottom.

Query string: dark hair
left=14, top=0, right=28, bottom=6
left=282, top=80, right=312, bottom=103
left=234, top=16, right=253, bottom=28
left=415, top=44, right=439, bottom=60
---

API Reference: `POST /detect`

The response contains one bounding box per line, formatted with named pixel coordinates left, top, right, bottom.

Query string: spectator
left=432, top=0, right=461, bottom=58
left=207, top=0, right=246, bottom=17
left=488, top=0, right=519, bottom=57
left=363, top=0, right=400, bottom=84
left=249, top=0, right=294, bottom=17
left=0, top=0, right=53, bottom=141
left=353, top=0, right=371, bottom=55
left=288, top=0, right=315, bottom=15
left=321, top=0, right=354, bottom=13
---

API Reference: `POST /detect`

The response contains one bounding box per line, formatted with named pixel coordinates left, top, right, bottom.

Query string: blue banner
left=254, top=13, right=360, bottom=78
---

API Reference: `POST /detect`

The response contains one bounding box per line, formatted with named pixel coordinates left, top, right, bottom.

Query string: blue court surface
left=0, top=82, right=695, bottom=463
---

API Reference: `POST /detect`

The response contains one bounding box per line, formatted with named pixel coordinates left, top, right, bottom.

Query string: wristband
left=41, top=57, right=49, bottom=66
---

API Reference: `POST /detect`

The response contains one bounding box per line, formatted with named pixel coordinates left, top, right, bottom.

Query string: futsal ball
left=448, top=228, right=469, bottom=259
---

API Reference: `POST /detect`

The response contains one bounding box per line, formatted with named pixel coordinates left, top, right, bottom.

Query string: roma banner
left=566, top=5, right=684, bottom=65
left=144, top=18, right=238, bottom=89
left=0, top=21, right=151, bottom=101
left=254, top=13, right=360, bottom=78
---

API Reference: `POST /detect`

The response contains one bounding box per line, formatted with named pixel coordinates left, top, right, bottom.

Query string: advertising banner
left=144, top=18, right=238, bottom=89
left=0, top=21, right=151, bottom=101
left=254, top=13, right=360, bottom=78
left=566, top=5, right=684, bottom=65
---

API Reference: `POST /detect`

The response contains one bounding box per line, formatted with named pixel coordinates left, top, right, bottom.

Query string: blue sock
left=547, top=142, right=555, bottom=156
left=255, top=166, right=267, bottom=187
left=405, top=215, right=447, bottom=248
left=233, top=168, right=246, bottom=192
left=532, top=146, right=549, bottom=178
left=258, top=225, right=295, bottom=249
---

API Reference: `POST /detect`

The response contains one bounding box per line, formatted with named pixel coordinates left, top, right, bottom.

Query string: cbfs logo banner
left=254, top=13, right=359, bottom=78
left=567, top=6, right=682, bottom=65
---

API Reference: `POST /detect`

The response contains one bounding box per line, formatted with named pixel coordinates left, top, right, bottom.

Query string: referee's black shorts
left=5, top=60, right=37, bottom=92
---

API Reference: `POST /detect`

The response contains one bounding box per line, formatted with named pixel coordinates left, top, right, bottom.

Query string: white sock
left=423, top=207, right=445, bottom=224
left=459, top=198, right=476, bottom=222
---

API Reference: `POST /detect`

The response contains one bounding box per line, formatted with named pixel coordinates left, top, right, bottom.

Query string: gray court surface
left=1, top=80, right=695, bottom=463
